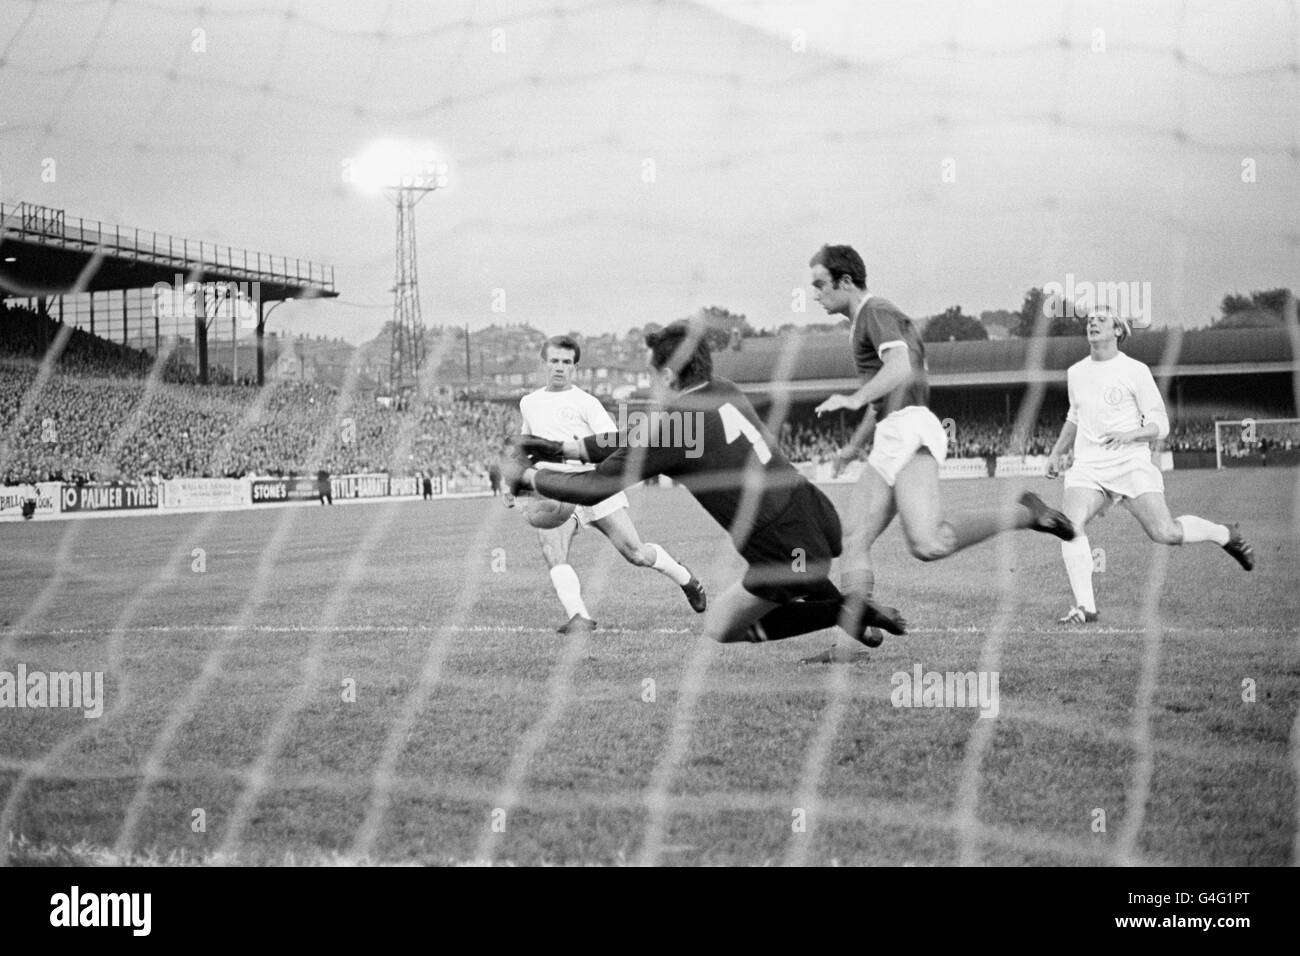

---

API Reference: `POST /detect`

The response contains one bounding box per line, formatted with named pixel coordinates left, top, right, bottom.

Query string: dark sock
left=838, top=570, right=875, bottom=635
left=841, top=569, right=874, bottom=600
left=739, top=599, right=842, bottom=643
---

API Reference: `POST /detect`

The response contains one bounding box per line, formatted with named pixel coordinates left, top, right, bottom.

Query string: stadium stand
left=0, top=306, right=520, bottom=487
left=0, top=360, right=519, bottom=487
left=4, top=302, right=1293, bottom=485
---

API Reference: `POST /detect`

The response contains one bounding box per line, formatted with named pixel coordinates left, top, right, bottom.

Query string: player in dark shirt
left=502, top=320, right=905, bottom=647
left=809, top=244, right=1075, bottom=643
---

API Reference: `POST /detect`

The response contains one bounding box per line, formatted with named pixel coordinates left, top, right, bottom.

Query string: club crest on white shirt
left=1103, top=386, right=1124, bottom=406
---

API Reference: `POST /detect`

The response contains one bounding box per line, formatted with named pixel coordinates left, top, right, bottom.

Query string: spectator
left=2, top=303, right=1290, bottom=485
left=316, top=468, right=333, bottom=505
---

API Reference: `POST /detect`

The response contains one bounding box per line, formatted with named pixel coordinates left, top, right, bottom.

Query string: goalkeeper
left=505, top=321, right=906, bottom=648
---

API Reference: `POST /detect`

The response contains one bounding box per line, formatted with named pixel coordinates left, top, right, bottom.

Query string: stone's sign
left=250, top=477, right=320, bottom=503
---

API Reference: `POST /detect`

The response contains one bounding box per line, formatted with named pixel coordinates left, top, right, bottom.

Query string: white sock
left=549, top=564, right=590, bottom=620
left=1176, top=515, right=1230, bottom=546
left=1061, top=535, right=1097, bottom=613
left=647, top=543, right=692, bottom=586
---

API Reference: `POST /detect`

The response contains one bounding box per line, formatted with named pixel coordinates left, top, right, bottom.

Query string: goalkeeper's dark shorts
left=739, top=482, right=843, bottom=605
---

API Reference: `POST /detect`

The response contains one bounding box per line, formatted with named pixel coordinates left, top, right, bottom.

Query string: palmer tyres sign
left=60, top=482, right=159, bottom=512
left=250, top=476, right=321, bottom=504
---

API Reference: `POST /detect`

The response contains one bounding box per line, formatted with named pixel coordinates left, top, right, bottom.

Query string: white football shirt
left=1065, top=352, right=1170, bottom=465
left=519, top=385, right=618, bottom=474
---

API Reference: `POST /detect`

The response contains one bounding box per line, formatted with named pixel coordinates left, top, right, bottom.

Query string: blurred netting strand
left=2, top=0, right=1298, bottom=200
left=0, top=0, right=1297, bottom=866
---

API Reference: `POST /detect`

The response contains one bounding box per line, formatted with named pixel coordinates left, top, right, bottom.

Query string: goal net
left=1214, top=419, right=1300, bottom=469
left=0, top=0, right=1296, bottom=871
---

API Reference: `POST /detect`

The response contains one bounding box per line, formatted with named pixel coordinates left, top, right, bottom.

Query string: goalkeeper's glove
left=506, top=434, right=565, bottom=463
left=499, top=452, right=532, bottom=496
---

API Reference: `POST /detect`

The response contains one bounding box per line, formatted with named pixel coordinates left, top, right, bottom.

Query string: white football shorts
left=1064, top=454, right=1165, bottom=503
left=867, top=405, right=949, bottom=487
left=574, top=492, right=629, bottom=526
left=534, top=460, right=628, bottom=527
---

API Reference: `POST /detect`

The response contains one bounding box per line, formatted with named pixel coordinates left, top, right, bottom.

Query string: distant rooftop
left=714, top=326, right=1294, bottom=394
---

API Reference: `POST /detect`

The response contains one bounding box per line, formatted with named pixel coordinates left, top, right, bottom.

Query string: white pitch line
left=2, top=622, right=1291, bottom=637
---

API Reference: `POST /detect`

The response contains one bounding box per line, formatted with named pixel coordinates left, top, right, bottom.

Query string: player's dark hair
left=809, top=244, right=867, bottom=290
left=542, top=335, right=581, bottom=364
left=645, top=321, right=712, bottom=389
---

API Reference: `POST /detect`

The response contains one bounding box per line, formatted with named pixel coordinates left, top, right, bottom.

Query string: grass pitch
left=1, top=470, right=1296, bottom=866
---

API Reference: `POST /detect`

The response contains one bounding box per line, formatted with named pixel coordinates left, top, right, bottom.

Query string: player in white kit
left=518, top=336, right=706, bottom=633
left=1045, top=310, right=1254, bottom=623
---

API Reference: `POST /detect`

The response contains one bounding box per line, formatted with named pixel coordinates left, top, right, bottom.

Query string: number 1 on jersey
left=719, top=402, right=772, bottom=464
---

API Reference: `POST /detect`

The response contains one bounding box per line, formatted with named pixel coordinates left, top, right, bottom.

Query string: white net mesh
left=0, top=0, right=1297, bottom=867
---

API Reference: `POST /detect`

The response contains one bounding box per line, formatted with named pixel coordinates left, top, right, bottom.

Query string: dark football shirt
left=852, top=296, right=930, bottom=416
left=531, top=378, right=814, bottom=555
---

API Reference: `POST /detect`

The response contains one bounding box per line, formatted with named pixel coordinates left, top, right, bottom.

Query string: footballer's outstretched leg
left=704, top=579, right=904, bottom=645
left=702, top=581, right=780, bottom=644
left=1223, top=524, right=1255, bottom=571
left=1123, top=492, right=1254, bottom=570
left=591, top=508, right=707, bottom=612
left=893, top=450, right=1073, bottom=562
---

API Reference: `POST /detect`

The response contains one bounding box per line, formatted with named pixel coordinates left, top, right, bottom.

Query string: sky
left=0, top=0, right=1296, bottom=344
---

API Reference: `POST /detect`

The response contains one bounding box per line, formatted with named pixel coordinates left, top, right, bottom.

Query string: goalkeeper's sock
left=841, top=568, right=875, bottom=601
left=1061, top=535, right=1097, bottom=613
left=1176, top=515, right=1229, bottom=546
left=646, top=543, right=692, bottom=587
left=736, top=599, right=841, bottom=643
left=838, top=569, right=876, bottom=636
left=549, top=564, right=590, bottom=620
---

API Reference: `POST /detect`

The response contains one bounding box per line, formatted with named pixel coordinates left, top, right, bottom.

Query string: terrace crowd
left=0, top=360, right=518, bottom=487
left=0, top=306, right=1288, bottom=484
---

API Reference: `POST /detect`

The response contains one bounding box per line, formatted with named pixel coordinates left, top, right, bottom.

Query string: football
left=521, top=495, right=576, bottom=530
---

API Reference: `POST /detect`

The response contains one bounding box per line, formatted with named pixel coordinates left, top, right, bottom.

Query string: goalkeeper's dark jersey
left=531, top=377, right=815, bottom=555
